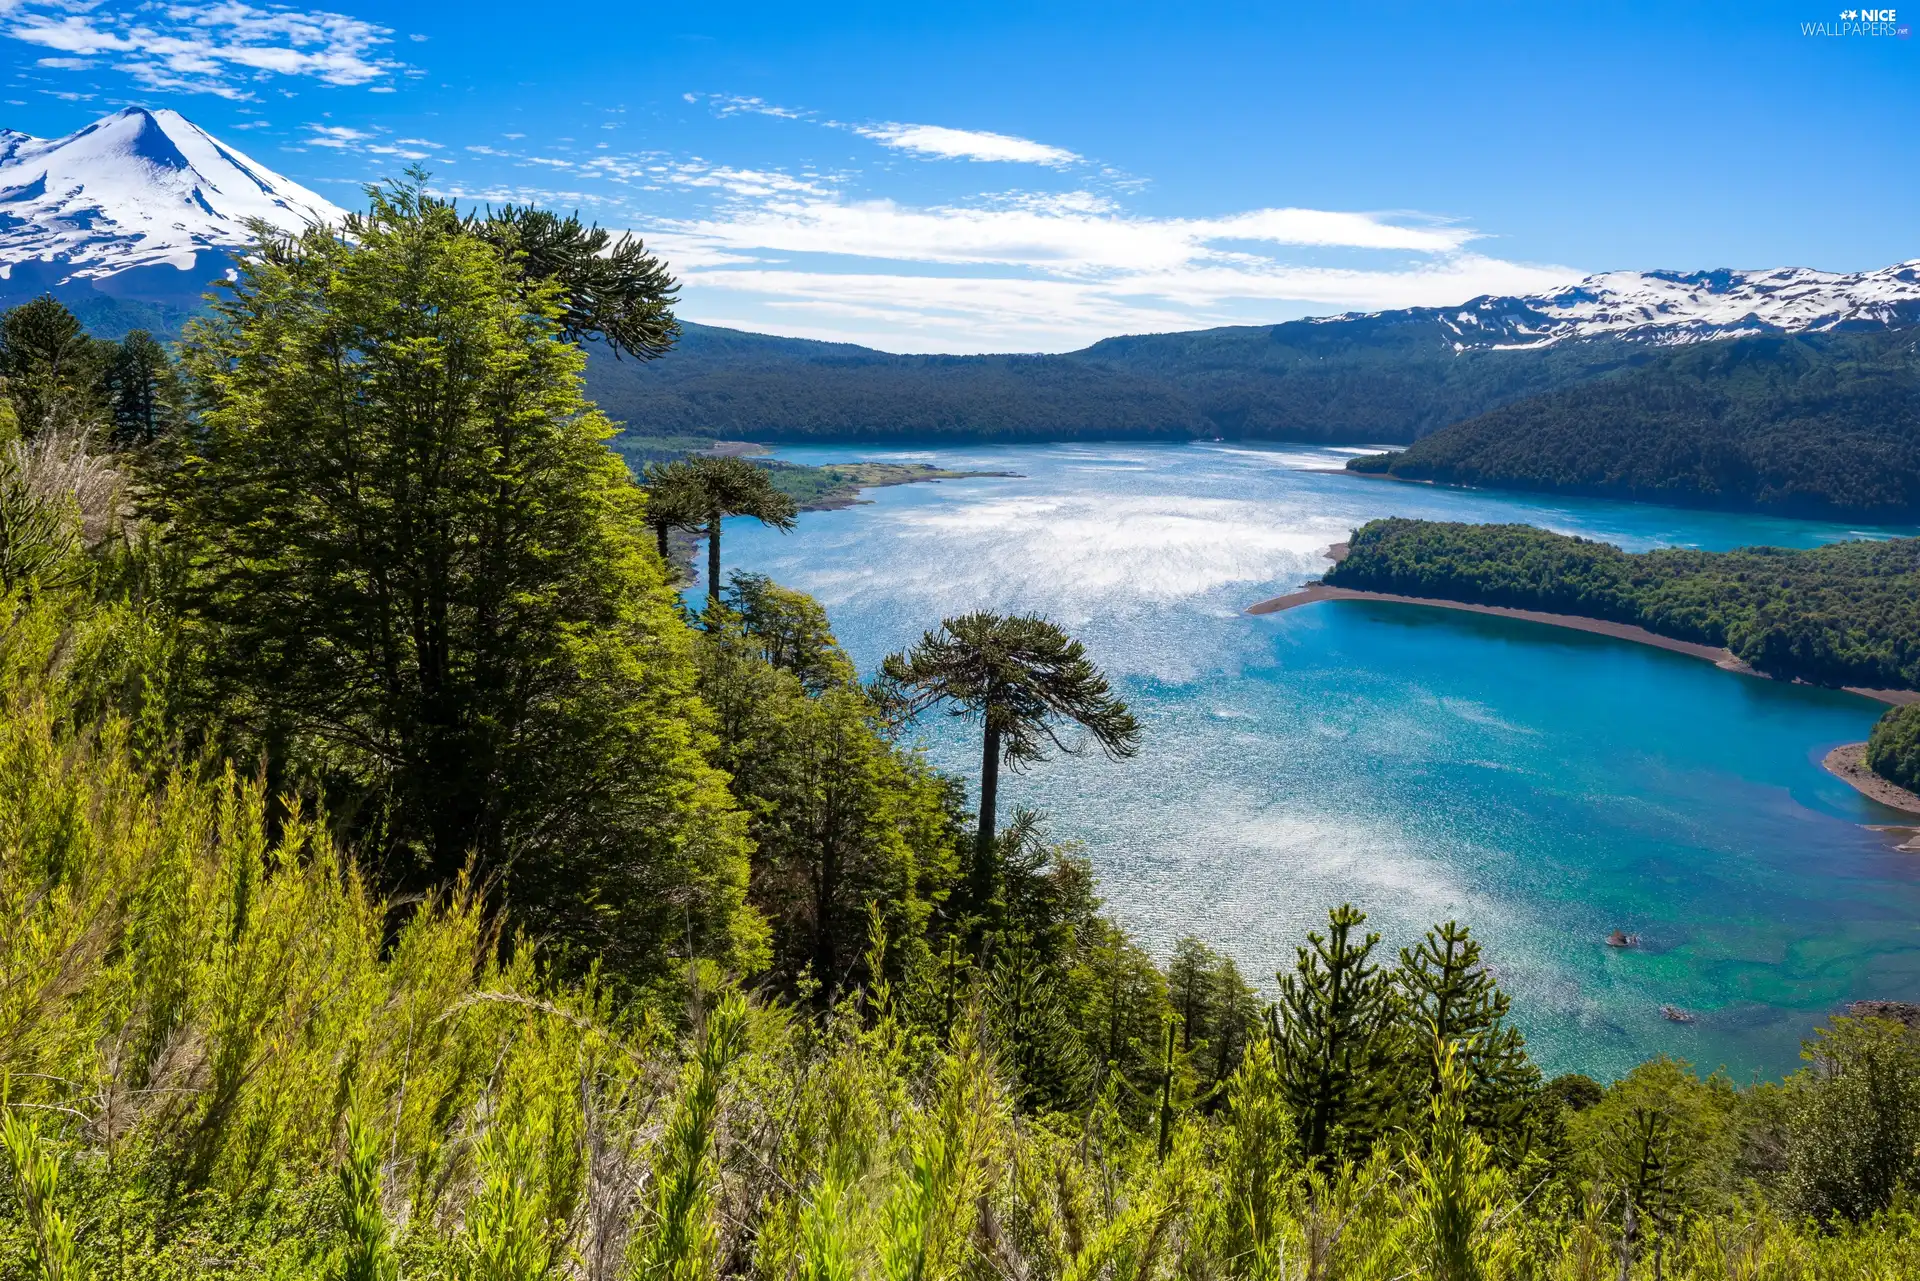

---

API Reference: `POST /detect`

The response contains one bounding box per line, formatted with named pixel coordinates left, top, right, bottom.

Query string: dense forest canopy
left=580, top=319, right=1656, bottom=445
left=1325, top=518, right=1920, bottom=693
left=1347, top=327, right=1920, bottom=519
left=3, top=184, right=1920, bottom=1278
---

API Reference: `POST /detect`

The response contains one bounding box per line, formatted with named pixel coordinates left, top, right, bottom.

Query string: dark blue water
left=714, top=441, right=1920, bottom=1081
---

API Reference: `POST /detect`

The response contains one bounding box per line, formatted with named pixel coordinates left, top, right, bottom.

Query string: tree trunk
left=707, top=515, right=723, bottom=606
left=654, top=522, right=670, bottom=562
left=971, top=723, right=1001, bottom=928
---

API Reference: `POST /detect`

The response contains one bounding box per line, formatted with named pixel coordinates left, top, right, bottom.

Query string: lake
left=713, top=440, right=1920, bottom=1082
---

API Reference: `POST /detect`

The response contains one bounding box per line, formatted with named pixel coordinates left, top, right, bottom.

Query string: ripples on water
left=714, top=441, right=1920, bottom=1080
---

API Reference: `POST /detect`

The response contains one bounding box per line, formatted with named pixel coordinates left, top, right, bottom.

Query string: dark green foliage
left=1271, top=904, right=1402, bottom=1166
left=694, top=605, right=958, bottom=1004
left=1866, top=702, right=1920, bottom=792
left=641, top=457, right=708, bottom=567
left=681, top=455, right=799, bottom=604
left=1542, top=1073, right=1604, bottom=1113
left=1327, top=517, right=1920, bottom=691
left=160, top=177, right=756, bottom=980
left=582, top=317, right=1655, bottom=444
left=0, top=296, right=105, bottom=438
left=102, top=329, right=185, bottom=448
left=1397, top=921, right=1540, bottom=1156
left=880, top=612, right=1141, bottom=925
left=1349, top=328, right=1920, bottom=518
left=1164, top=936, right=1259, bottom=1104
left=463, top=202, right=680, bottom=362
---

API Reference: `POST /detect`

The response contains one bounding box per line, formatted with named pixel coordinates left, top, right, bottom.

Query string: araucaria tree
left=160, top=178, right=760, bottom=980
left=1272, top=903, right=1402, bottom=1167
left=641, top=457, right=707, bottom=574
left=880, top=611, right=1140, bottom=922
left=684, top=455, right=798, bottom=605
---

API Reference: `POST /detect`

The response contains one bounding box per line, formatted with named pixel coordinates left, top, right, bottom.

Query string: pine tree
left=1398, top=921, right=1539, bottom=1154
left=1272, top=904, right=1401, bottom=1167
left=103, top=329, right=185, bottom=448
left=0, top=297, right=106, bottom=438
left=641, top=457, right=707, bottom=574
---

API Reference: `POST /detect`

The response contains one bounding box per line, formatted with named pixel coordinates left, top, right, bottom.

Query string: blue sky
left=3, top=1, right=1915, bottom=351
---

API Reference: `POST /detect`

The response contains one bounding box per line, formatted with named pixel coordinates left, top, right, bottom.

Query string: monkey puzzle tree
left=879, top=611, right=1140, bottom=924
left=640, top=457, right=708, bottom=578
left=683, top=455, right=798, bottom=606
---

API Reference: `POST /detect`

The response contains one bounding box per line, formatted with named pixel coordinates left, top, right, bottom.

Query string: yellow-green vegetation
left=4, top=180, right=1920, bottom=1280
left=1867, top=702, right=1920, bottom=793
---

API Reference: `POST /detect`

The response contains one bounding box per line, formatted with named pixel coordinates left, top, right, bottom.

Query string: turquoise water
left=713, top=441, right=1920, bottom=1081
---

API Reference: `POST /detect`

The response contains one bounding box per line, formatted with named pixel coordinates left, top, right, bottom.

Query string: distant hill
left=585, top=260, right=1920, bottom=443
left=586, top=318, right=1674, bottom=444
left=1347, top=327, right=1920, bottom=519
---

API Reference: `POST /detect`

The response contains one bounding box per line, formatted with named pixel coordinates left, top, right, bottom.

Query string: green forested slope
left=585, top=318, right=1651, bottom=443
left=1349, top=329, right=1920, bottom=518
left=1325, top=518, right=1920, bottom=690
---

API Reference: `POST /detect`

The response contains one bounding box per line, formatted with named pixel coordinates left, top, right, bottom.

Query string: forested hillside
left=585, top=317, right=1651, bottom=444
left=1347, top=328, right=1920, bottom=518
left=1325, top=518, right=1920, bottom=691
left=4, top=185, right=1920, bottom=1279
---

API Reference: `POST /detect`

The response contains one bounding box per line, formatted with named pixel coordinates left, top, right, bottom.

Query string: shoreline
left=1823, top=744, right=1920, bottom=819
left=1246, top=584, right=1920, bottom=707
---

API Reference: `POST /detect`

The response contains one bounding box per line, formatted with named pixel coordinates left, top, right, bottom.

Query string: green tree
left=103, top=329, right=185, bottom=448
left=0, top=297, right=105, bottom=438
left=1787, top=1014, right=1920, bottom=1222
left=682, top=456, right=798, bottom=606
left=1397, top=921, right=1539, bottom=1155
left=1571, top=1058, right=1739, bottom=1266
left=725, top=571, right=853, bottom=691
left=879, top=612, right=1140, bottom=927
left=464, top=202, right=681, bottom=360
left=641, top=457, right=708, bottom=574
left=161, top=177, right=759, bottom=980
left=1271, top=904, right=1401, bottom=1167
left=694, top=602, right=958, bottom=1001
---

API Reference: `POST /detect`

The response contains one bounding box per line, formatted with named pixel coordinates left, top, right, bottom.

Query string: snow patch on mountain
left=1416, top=262, right=1920, bottom=350
left=0, top=107, right=345, bottom=284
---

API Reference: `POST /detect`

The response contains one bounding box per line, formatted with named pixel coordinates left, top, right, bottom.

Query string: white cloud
left=661, top=193, right=1483, bottom=275
left=639, top=192, right=1578, bottom=352
left=306, top=123, right=370, bottom=147
left=3, top=1, right=408, bottom=100
left=857, top=122, right=1080, bottom=167
left=305, top=122, right=436, bottom=161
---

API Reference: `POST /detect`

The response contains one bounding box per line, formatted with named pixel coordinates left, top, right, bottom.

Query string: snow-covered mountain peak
left=0, top=106, right=346, bottom=283
left=1430, top=259, right=1920, bottom=349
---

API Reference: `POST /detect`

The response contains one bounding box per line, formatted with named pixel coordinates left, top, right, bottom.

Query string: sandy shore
left=1246, top=585, right=1920, bottom=707
left=1823, top=744, right=1920, bottom=820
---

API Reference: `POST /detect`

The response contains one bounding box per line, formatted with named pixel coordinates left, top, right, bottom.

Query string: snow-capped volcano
left=1420, top=261, right=1920, bottom=350
left=0, top=107, right=344, bottom=284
